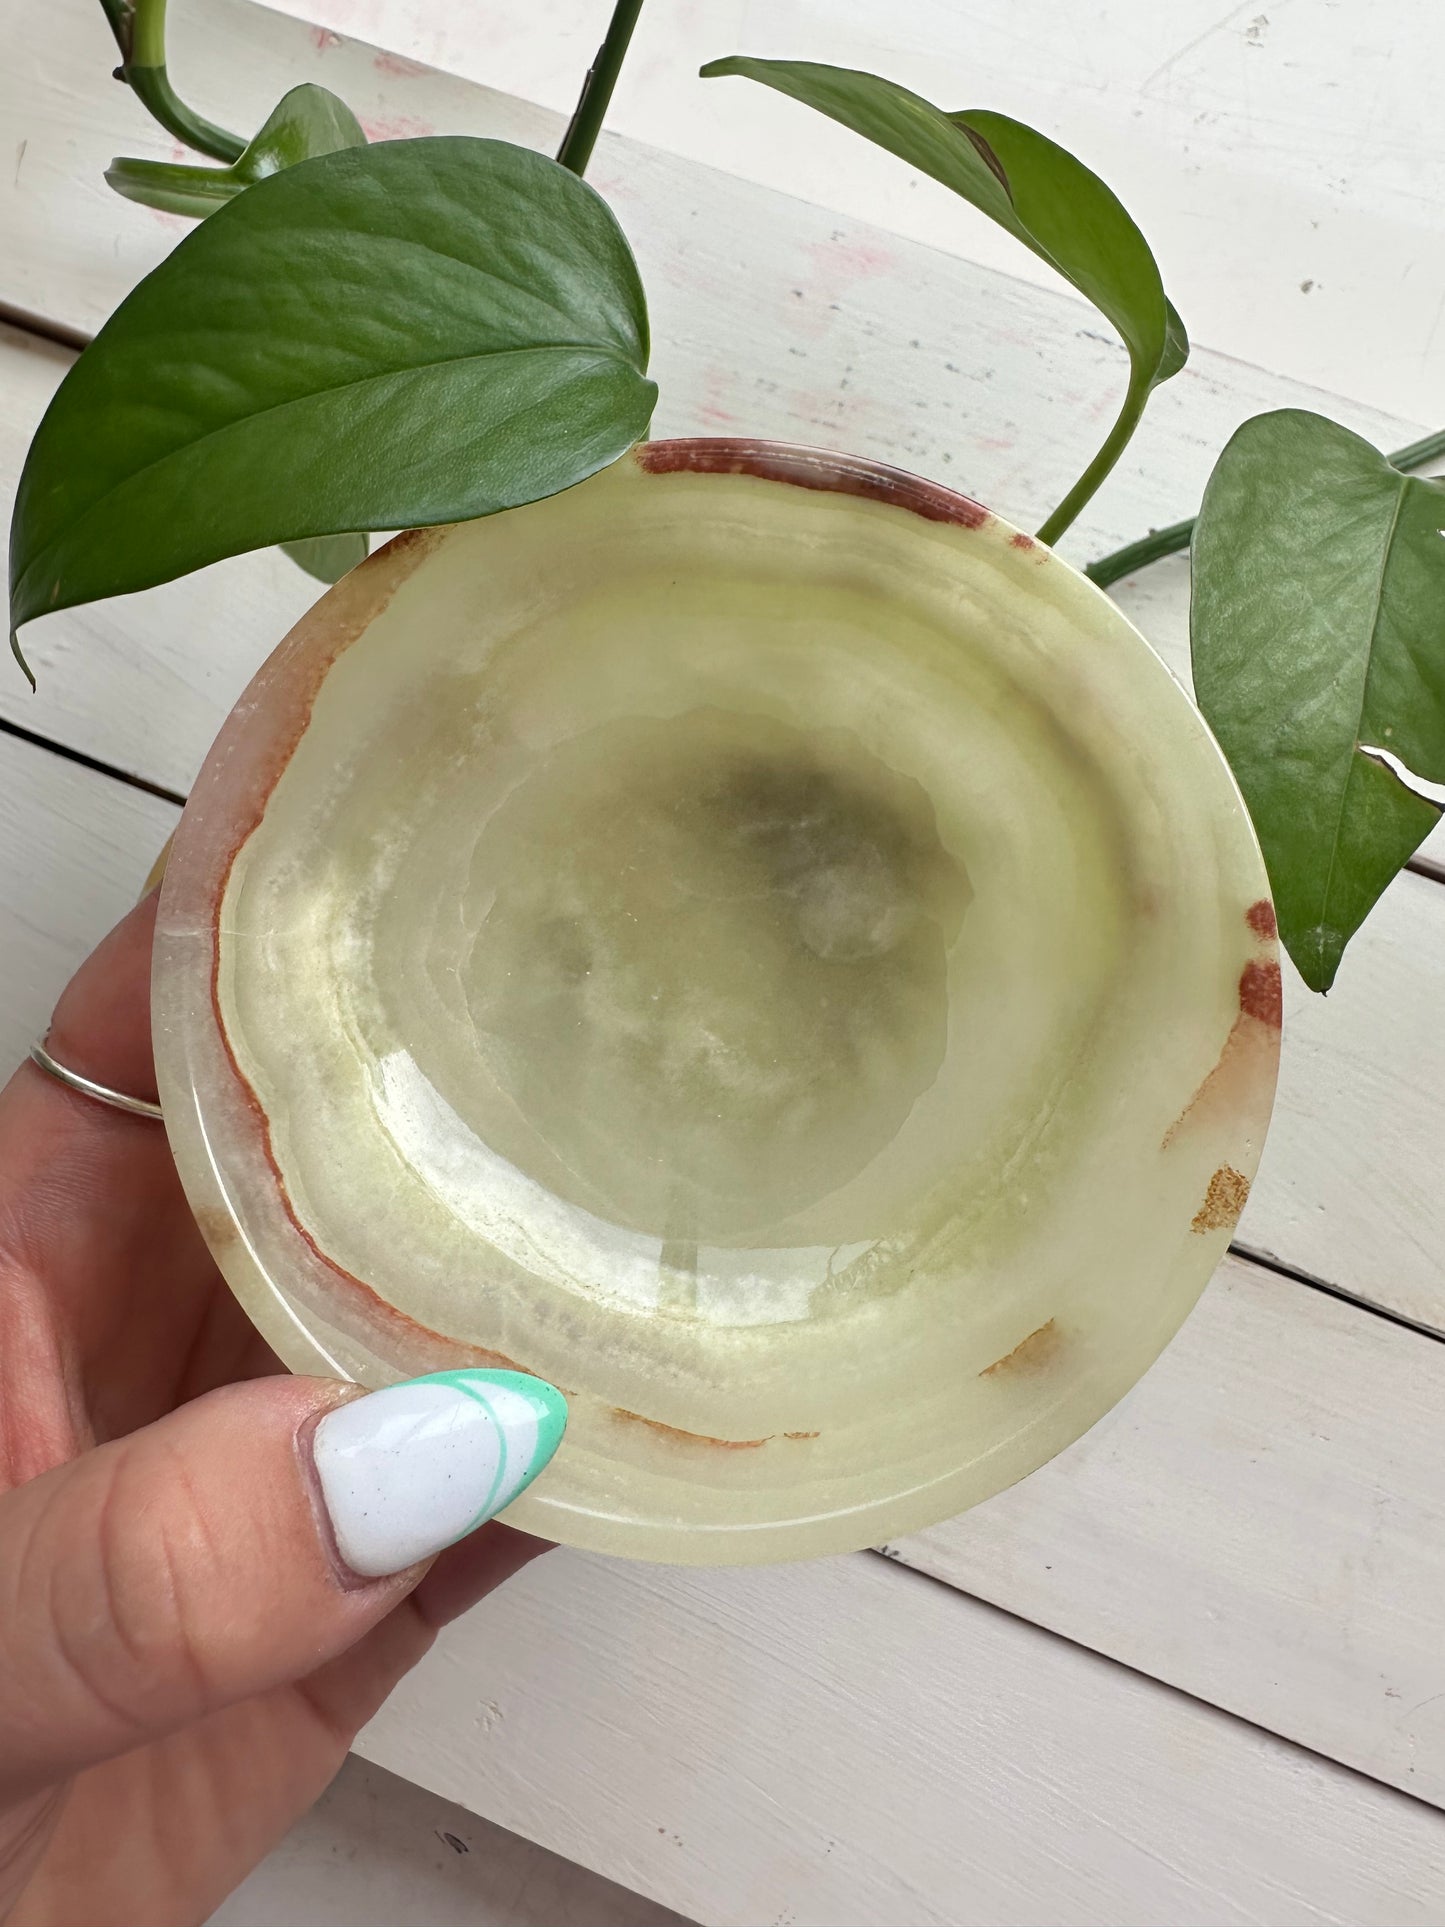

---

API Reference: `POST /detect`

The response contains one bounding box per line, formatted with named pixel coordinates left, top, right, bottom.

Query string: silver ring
left=29, top=1043, right=164, bottom=1121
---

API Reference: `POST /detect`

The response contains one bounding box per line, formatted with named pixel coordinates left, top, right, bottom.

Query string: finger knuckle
left=49, top=1440, right=219, bottom=1740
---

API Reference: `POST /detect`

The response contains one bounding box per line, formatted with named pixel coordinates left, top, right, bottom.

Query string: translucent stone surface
left=152, top=442, right=1279, bottom=1564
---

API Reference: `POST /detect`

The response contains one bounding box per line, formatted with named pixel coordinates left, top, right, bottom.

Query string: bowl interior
left=152, top=440, right=1279, bottom=1564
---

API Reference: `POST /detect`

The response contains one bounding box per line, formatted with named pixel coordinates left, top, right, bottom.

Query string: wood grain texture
left=255, top=0, right=1445, bottom=431
left=358, top=1541, right=1445, bottom=1927
left=0, top=730, right=177, bottom=1074
left=893, top=1252, right=1445, bottom=1807
left=1245, top=869, right=1445, bottom=1330
left=213, top=1755, right=693, bottom=1927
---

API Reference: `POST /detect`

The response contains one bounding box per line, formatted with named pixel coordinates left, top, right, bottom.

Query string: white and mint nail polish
left=312, top=1369, right=567, bottom=1579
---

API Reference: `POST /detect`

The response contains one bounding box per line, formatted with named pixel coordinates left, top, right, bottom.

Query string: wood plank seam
left=867, top=1540, right=1445, bottom=1822
left=0, top=713, right=188, bottom=807
left=1233, top=1236, right=1445, bottom=1344
left=0, top=299, right=90, bottom=354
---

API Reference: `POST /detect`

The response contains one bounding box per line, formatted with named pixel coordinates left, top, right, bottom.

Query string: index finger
left=0, top=893, right=254, bottom=1461
left=36, top=888, right=162, bottom=1111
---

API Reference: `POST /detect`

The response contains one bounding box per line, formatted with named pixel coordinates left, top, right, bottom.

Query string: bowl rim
left=152, top=434, right=1282, bottom=1563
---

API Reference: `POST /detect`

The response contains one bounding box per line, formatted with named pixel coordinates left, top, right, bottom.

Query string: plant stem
left=1082, top=514, right=1194, bottom=589
left=556, top=0, right=645, bottom=177
left=106, top=0, right=246, bottom=163
left=97, top=0, right=133, bottom=57
left=1385, top=426, right=1445, bottom=475
left=1035, top=383, right=1145, bottom=548
left=1085, top=425, right=1445, bottom=590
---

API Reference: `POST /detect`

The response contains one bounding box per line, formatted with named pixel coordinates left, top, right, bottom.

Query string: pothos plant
left=9, top=0, right=1445, bottom=996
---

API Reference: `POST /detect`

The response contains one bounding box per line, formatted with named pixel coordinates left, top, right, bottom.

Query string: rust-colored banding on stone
left=634, top=438, right=990, bottom=529
left=1245, top=899, right=1278, bottom=940
left=613, top=1408, right=771, bottom=1450
left=193, top=524, right=514, bottom=1369
left=784, top=1430, right=821, bottom=1440
left=192, top=1204, right=240, bottom=1255
left=980, top=1318, right=1059, bottom=1379
left=1238, top=959, right=1283, bottom=1028
left=1163, top=902, right=1283, bottom=1150
left=1191, top=1164, right=1250, bottom=1233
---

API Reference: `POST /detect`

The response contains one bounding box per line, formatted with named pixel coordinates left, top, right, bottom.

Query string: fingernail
left=311, top=1370, right=567, bottom=1579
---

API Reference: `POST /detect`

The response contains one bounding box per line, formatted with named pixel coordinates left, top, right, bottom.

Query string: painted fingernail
left=311, top=1369, right=567, bottom=1579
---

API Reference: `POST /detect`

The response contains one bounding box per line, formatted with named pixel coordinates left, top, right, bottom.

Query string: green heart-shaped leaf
left=105, top=83, right=367, bottom=220
left=9, top=135, right=657, bottom=676
left=701, top=58, right=1185, bottom=541
left=1192, top=408, right=1445, bottom=992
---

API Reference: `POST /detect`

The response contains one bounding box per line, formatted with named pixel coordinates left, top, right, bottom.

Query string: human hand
left=0, top=895, right=566, bottom=1926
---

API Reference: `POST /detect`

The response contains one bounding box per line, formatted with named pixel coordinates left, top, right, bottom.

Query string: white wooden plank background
left=256, top=0, right=1445, bottom=432
left=359, top=1544, right=1445, bottom=1927
left=0, top=727, right=178, bottom=1013
left=5, top=4, right=1445, bottom=1923
left=898, top=1252, right=1445, bottom=1805
left=212, top=1755, right=691, bottom=1927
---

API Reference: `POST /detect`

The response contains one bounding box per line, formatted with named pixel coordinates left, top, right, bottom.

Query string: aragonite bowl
left=152, top=439, right=1279, bottom=1565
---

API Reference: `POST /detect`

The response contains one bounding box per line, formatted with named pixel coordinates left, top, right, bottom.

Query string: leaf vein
left=16, top=342, right=635, bottom=610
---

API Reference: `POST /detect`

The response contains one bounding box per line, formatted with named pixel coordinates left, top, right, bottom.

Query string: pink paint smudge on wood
left=784, top=233, right=903, bottom=342
left=360, top=114, right=435, bottom=143
left=804, top=235, right=900, bottom=281
left=785, top=387, right=885, bottom=433
left=696, top=366, right=741, bottom=429
left=373, top=50, right=430, bottom=79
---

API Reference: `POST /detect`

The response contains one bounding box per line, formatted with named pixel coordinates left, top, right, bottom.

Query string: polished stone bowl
left=152, top=440, right=1279, bottom=1564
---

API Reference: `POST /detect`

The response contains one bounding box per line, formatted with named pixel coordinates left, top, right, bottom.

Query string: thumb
left=0, top=1367, right=565, bottom=1799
